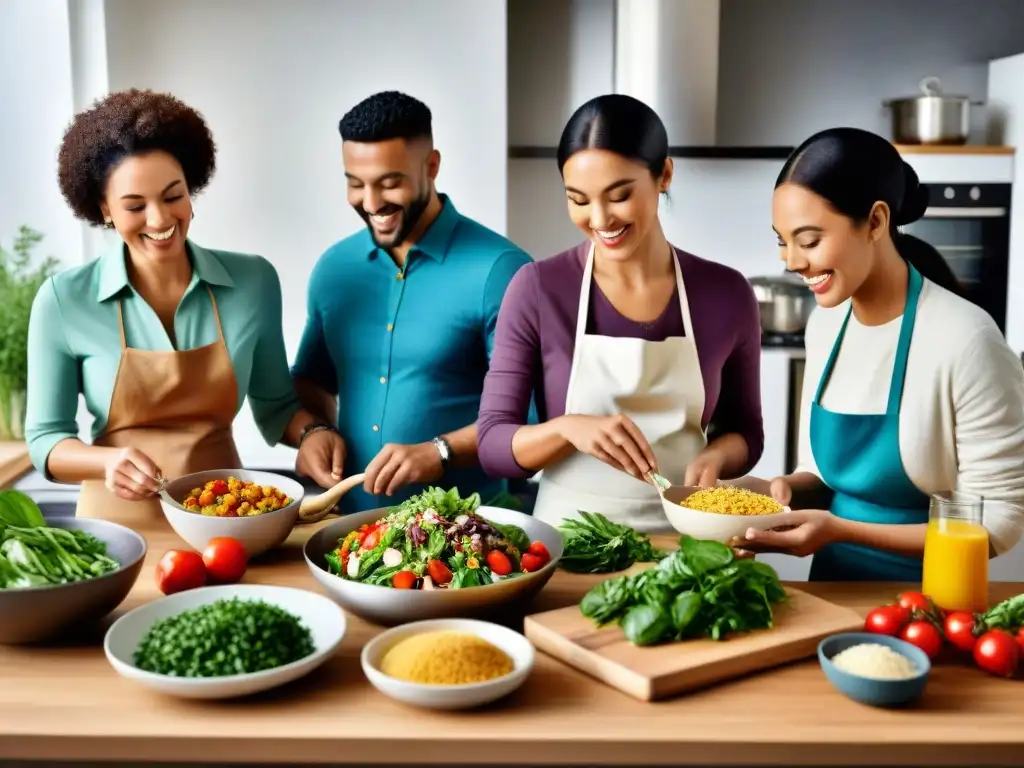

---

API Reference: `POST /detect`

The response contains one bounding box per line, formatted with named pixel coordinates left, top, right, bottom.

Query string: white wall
left=100, top=0, right=509, bottom=467
left=0, top=0, right=80, bottom=269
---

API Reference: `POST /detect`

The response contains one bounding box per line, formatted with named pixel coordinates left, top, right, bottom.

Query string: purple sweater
left=477, top=243, right=764, bottom=479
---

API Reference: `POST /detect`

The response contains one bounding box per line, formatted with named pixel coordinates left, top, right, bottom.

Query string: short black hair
left=57, top=88, right=216, bottom=226
left=557, top=94, right=668, bottom=178
left=338, top=90, right=432, bottom=143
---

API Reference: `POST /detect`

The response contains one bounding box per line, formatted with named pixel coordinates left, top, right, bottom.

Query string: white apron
left=532, top=244, right=708, bottom=533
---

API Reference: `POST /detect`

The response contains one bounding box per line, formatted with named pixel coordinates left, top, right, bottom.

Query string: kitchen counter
left=0, top=523, right=1022, bottom=767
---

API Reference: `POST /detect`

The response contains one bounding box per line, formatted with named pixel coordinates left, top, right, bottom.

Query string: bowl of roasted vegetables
left=0, top=490, right=146, bottom=644
left=160, top=470, right=304, bottom=557
left=303, top=486, right=563, bottom=625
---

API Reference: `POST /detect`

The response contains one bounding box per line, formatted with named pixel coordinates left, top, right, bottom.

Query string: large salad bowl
left=303, top=490, right=563, bottom=626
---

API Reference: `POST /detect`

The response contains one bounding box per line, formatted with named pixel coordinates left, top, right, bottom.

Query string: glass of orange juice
left=921, top=490, right=988, bottom=614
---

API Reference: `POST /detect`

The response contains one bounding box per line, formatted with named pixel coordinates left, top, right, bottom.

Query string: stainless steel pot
left=748, top=275, right=816, bottom=334
left=884, top=76, right=982, bottom=145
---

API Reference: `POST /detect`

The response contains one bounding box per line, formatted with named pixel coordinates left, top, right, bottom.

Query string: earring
left=103, top=217, right=113, bottom=228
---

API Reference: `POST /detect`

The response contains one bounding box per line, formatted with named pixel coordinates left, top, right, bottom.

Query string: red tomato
left=427, top=559, right=453, bottom=586
left=521, top=552, right=545, bottom=572
left=896, top=591, right=932, bottom=614
left=392, top=570, right=417, bottom=589
left=943, top=612, right=978, bottom=653
left=1016, top=628, right=1024, bottom=657
left=155, top=549, right=206, bottom=595
left=864, top=605, right=910, bottom=636
left=209, top=479, right=229, bottom=496
left=486, top=550, right=513, bottom=576
left=201, top=537, right=248, bottom=584
left=973, top=630, right=1020, bottom=678
left=899, top=620, right=943, bottom=659
left=361, top=524, right=383, bottom=550
left=526, top=541, right=550, bottom=562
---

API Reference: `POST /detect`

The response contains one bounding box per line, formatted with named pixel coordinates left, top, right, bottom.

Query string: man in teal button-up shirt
left=291, top=91, right=532, bottom=514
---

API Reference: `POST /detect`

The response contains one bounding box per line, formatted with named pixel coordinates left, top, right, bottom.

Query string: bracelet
left=299, top=422, right=338, bottom=446
left=432, top=435, right=452, bottom=471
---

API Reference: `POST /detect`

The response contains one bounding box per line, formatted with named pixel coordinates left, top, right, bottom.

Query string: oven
left=900, top=182, right=1011, bottom=334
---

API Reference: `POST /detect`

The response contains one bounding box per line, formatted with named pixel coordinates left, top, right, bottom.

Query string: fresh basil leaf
left=621, top=604, right=673, bottom=646
left=0, top=491, right=45, bottom=528
left=671, top=590, right=703, bottom=634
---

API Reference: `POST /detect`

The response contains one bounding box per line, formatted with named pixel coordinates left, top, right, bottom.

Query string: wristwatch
left=432, top=436, right=452, bottom=471
left=299, top=421, right=338, bottom=446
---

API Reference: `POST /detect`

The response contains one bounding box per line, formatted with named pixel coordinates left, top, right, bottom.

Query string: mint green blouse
left=24, top=240, right=301, bottom=477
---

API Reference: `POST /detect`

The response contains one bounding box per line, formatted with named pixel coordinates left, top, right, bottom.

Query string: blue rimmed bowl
left=818, top=632, right=931, bottom=708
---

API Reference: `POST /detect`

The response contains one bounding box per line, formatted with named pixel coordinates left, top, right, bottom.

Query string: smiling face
left=772, top=182, right=889, bottom=307
left=561, top=149, right=669, bottom=261
left=100, top=150, right=192, bottom=263
left=343, top=137, right=438, bottom=250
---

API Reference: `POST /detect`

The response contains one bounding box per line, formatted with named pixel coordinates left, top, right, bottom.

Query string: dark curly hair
left=338, top=90, right=432, bottom=143
left=57, top=88, right=217, bottom=226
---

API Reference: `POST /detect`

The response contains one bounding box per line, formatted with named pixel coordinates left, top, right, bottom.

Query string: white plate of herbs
left=103, top=583, right=346, bottom=699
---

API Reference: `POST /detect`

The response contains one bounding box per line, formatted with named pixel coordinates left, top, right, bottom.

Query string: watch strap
left=431, top=436, right=452, bottom=470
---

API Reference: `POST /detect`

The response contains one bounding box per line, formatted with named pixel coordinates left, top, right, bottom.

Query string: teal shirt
left=292, top=195, right=532, bottom=514
left=25, top=240, right=301, bottom=478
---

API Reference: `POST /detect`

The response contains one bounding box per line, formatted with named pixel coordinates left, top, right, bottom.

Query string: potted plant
left=0, top=226, right=60, bottom=441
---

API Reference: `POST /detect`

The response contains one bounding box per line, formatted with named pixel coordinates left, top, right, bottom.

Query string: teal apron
left=807, top=264, right=930, bottom=581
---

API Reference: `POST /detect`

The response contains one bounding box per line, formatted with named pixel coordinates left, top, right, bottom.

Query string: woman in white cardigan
left=736, top=127, right=1024, bottom=581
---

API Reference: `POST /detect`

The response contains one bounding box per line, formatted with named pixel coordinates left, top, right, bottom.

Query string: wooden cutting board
left=524, top=587, right=863, bottom=701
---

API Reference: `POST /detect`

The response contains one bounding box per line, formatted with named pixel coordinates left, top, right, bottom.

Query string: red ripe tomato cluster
left=863, top=590, right=1024, bottom=679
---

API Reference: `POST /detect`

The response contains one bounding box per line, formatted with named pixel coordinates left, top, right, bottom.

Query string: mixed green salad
left=325, top=487, right=552, bottom=590
left=0, top=490, right=120, bottom=589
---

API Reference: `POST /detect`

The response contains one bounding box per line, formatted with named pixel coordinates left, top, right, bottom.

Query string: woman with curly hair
left=24, top=88, right=345, bottom=524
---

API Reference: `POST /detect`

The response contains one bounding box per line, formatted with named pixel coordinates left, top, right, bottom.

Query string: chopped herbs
left=580, top=535, right=788, bottom=646
left=557, top=511, right=666, bottom=574
left=133, top=597, right=316, bottom=677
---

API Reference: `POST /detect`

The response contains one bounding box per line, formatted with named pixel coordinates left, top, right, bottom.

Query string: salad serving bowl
left=159, top=469, right=305, bottom=557
left=304, top=501, right=563, bottom=626
left=660, top=484, right=792, bottom=544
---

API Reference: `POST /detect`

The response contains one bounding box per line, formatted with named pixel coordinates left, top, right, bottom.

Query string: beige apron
left=76, top=286, right=243, bottom=526
left=532, top=244, right=708, bottom=533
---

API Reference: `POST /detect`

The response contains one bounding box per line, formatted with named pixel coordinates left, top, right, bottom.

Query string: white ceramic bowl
left=660, top=484, right=792, bottom=543
left=304, top=505, right=563, bottom=626
left=159, top=469, right=305, bottom=557
left=361, top=618, right=534, bottom=710
left=104, top=583, right=345, bottom=699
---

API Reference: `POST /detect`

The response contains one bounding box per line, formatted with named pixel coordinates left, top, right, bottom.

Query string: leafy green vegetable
left=557, top=511, right=666, bottom=573
left=976, top=592, right=1024, bottom=633
left=489, top=521, right=531, bottom=554
left=0, top=491, right=119, bottom=589
left=579, top=535, right=788, bottom=646
left=133, top=597, right=316, bottom=677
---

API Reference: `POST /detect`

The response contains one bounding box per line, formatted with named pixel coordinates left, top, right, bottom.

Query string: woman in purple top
left=477, top=94, right=764, bottom=531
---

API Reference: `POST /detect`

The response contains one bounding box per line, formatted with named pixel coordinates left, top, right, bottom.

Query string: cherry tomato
left=201, top=537, right=248, bottom=583
left=485, top=550, right=513, bottom=576
left=521, top=552, right=545, bottom=572
left=209, top=479, right=229, bottom=496
left=427, top=559, right=453, bottom=586
left=973, top=630, right=1020, bottom=678
left=526, top=541, right=551, bottom=563
left=392, top=570, right=417, bottom=589
left=1016, top=628, right=1024, bottom=657
left=154, top=549, right=206, bottom=595
left=899, top=620, right=943, bottom=659
left=896, top=591, right=932, bottom=614
left=943, top=611, right=978, bottom=653
left=864, top=605, right=910, bottom=636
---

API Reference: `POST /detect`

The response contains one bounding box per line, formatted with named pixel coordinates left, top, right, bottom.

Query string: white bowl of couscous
left=159, top=470, right=304, bottom=558
left=661, top=484, right=792, bottom=543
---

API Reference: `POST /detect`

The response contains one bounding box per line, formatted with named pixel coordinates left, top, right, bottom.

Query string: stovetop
left=761, top=330, right=805, bottom=349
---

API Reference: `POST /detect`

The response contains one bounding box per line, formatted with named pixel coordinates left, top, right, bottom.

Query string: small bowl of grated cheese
left=818, top=632, right=931, bottom=708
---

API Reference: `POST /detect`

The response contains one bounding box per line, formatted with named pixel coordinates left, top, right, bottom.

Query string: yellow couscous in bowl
left=660, top=483, right=791, bottom=543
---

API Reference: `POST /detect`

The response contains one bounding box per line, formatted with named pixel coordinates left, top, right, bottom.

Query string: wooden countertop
left=0, top=441, right=31, bottom=489
left=1, top=522, right=1022, bottom=766
left=893, top=144, right=1015, bottom=155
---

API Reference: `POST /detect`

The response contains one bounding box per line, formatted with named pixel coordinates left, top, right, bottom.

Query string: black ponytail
left=776, top=127, right=964, bottom=297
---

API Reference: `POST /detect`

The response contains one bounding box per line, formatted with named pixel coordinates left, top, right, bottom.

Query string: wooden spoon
left=297, top=473, right=366, bottom=524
